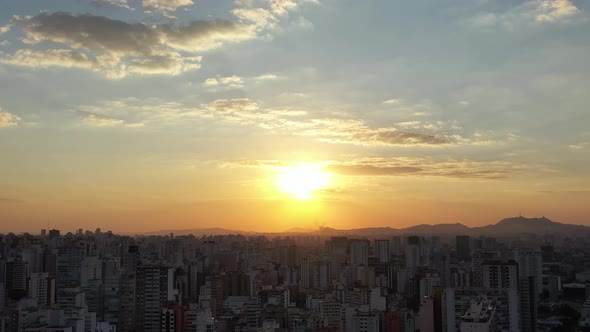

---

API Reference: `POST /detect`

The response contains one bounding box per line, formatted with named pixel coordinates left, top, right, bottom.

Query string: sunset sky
left=1, top=0, right=589, bottom=233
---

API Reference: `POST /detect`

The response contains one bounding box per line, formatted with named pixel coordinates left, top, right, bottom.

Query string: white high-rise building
left=29, top=272, right=55, bottom=307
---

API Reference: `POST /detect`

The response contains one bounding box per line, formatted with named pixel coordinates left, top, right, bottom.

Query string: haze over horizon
left=1, top=0, right=589, bottom=233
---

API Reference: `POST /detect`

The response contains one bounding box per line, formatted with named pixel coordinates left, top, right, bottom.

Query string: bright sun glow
left=275, top=164, right=331, bottom=200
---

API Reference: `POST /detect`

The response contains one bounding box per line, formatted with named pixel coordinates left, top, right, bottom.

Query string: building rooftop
left=461, top=296, right=496, bottom=323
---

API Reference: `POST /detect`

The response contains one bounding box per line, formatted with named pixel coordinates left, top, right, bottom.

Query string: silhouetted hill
left=472, top=216, right=590, bottom=237
left=143, top=216, right=590, bottom=238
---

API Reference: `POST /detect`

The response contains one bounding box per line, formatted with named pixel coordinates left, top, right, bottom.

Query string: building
left=350, top=240, right=369, bottom=266
left=456, top=236, right=471, bottom=262
left=351, top=310, right=379, bottom=332
left=28, top=272, right=55, bottom=307
left=161, top=302, right=186, bottom=332
left=375, top=240, right=390, bottom=263
left=136, top=265, right=174, bottom=332
left=517, top=250, right=542, bottom=332
left=460, top=297, right=497, bottom=332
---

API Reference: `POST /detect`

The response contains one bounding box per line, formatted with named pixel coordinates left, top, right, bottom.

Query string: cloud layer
left=0, top=0, right=315, bottom=77
left=224, top=157, right=527, bottom=180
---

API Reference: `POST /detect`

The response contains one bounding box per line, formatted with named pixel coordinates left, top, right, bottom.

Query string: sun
left=275, top=164, right=331, bottom=200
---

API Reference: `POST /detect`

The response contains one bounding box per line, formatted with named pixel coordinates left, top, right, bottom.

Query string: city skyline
left=1, top=0, right=590, bottom=233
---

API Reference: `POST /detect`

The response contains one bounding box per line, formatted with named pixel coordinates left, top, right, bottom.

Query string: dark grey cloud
left=2, top=12, right=254, bottom=77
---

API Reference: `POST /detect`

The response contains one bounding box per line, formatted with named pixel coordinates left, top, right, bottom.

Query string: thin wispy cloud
left=224, top=157, right=528, bottom=180
left=469, top=0, right=582, bottom=29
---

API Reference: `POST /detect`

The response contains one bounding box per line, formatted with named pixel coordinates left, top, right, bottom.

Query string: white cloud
left=383, top=98, right=403, bottom=105
left=255, top=73, right=285, bottom=81
left=470, top=0, right=581, bottom=29
left=93, top=0, right=134, bottom=10
left=568, top=142, right=587, bottom=150
left=535, top=0, right=579, bottom=22
left=125, top=122, right=145, bottom=128
left=83, top=114, right=124, bottom=127
left=142, top=0, right=193, bottom=12
left=0, top=108, right=21, bottom=127
left=202, top=75, right=245, bottom=89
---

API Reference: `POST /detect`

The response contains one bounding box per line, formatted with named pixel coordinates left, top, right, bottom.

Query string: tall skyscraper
left=456, top=236, right=471, bottom=262
left=481, top=260, right=519, bottom=332
left=56, top=245, right=84, bottom=291
left=375, top=239, right=390, bottom=263
left=5, top=257, right=28, bottom=300
left=517, top=249, right=542, bottom=332
left=136, top=265, right=174, bottom=332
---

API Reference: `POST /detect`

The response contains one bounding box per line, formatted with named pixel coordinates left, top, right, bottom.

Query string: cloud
left=202, top=75, right=245, bottom=89
left=83, top=114, right=125, bottom=127
left=142, top=0, right=193, bottom=12
left=1, top=12, right=261, bottom=77
left=535, top=0, right=579, bottom=22
left=290, top=118, right=451, bottom=146
left=325, top=158, right=525, bottom=179
left=92, top=0, right=134, bottom=10
left=255, top=73, right=285, bottom=81
left=127, top=55, right=202, bottom=75
left=76, top=97, right=498, bottom=147
left=470, top=0, right=581, bottom=29
left=125, top=122, right=145, bottom=128
left=0, top=49, right=96, bottom=69
left=81, top=112, right=143, bottom=128
left=270, top=0, right=299, bottom=16
left=568, top=142, right=587, bottom=150
left=222, top=104, right=452, bottom=146
left=206, top=98, right=259, bottom=113
left=1, top=0, right=319, bottom=77
left=76, top=98, right=209, bottom=123
left=224, top=157, right=527, bottom=180
left=232, top=7, right=277, bottom=28
left=0, top=109, right=21, bottom=127
left=383, top=98, right=403, bottom=105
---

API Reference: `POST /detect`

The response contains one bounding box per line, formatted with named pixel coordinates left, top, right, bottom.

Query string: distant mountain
left=143, top=227, right=250, bottom=236
left=472, top=216, right=590, bottom=237
left=143, top=216, right=590, bottom=238
left=283, top=227, right=316, bottom=233
left=403, top=223, right=471, bottom=235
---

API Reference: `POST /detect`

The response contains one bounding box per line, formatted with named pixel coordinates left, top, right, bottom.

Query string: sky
left=0, top=0, right=589, bottom=233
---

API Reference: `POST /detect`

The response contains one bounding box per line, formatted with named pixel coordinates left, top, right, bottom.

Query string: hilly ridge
left=145, top=216, right=590, bottom=237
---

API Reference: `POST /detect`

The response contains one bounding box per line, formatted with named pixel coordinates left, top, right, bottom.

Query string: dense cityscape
left=2, top=217, right=590, bottom=331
